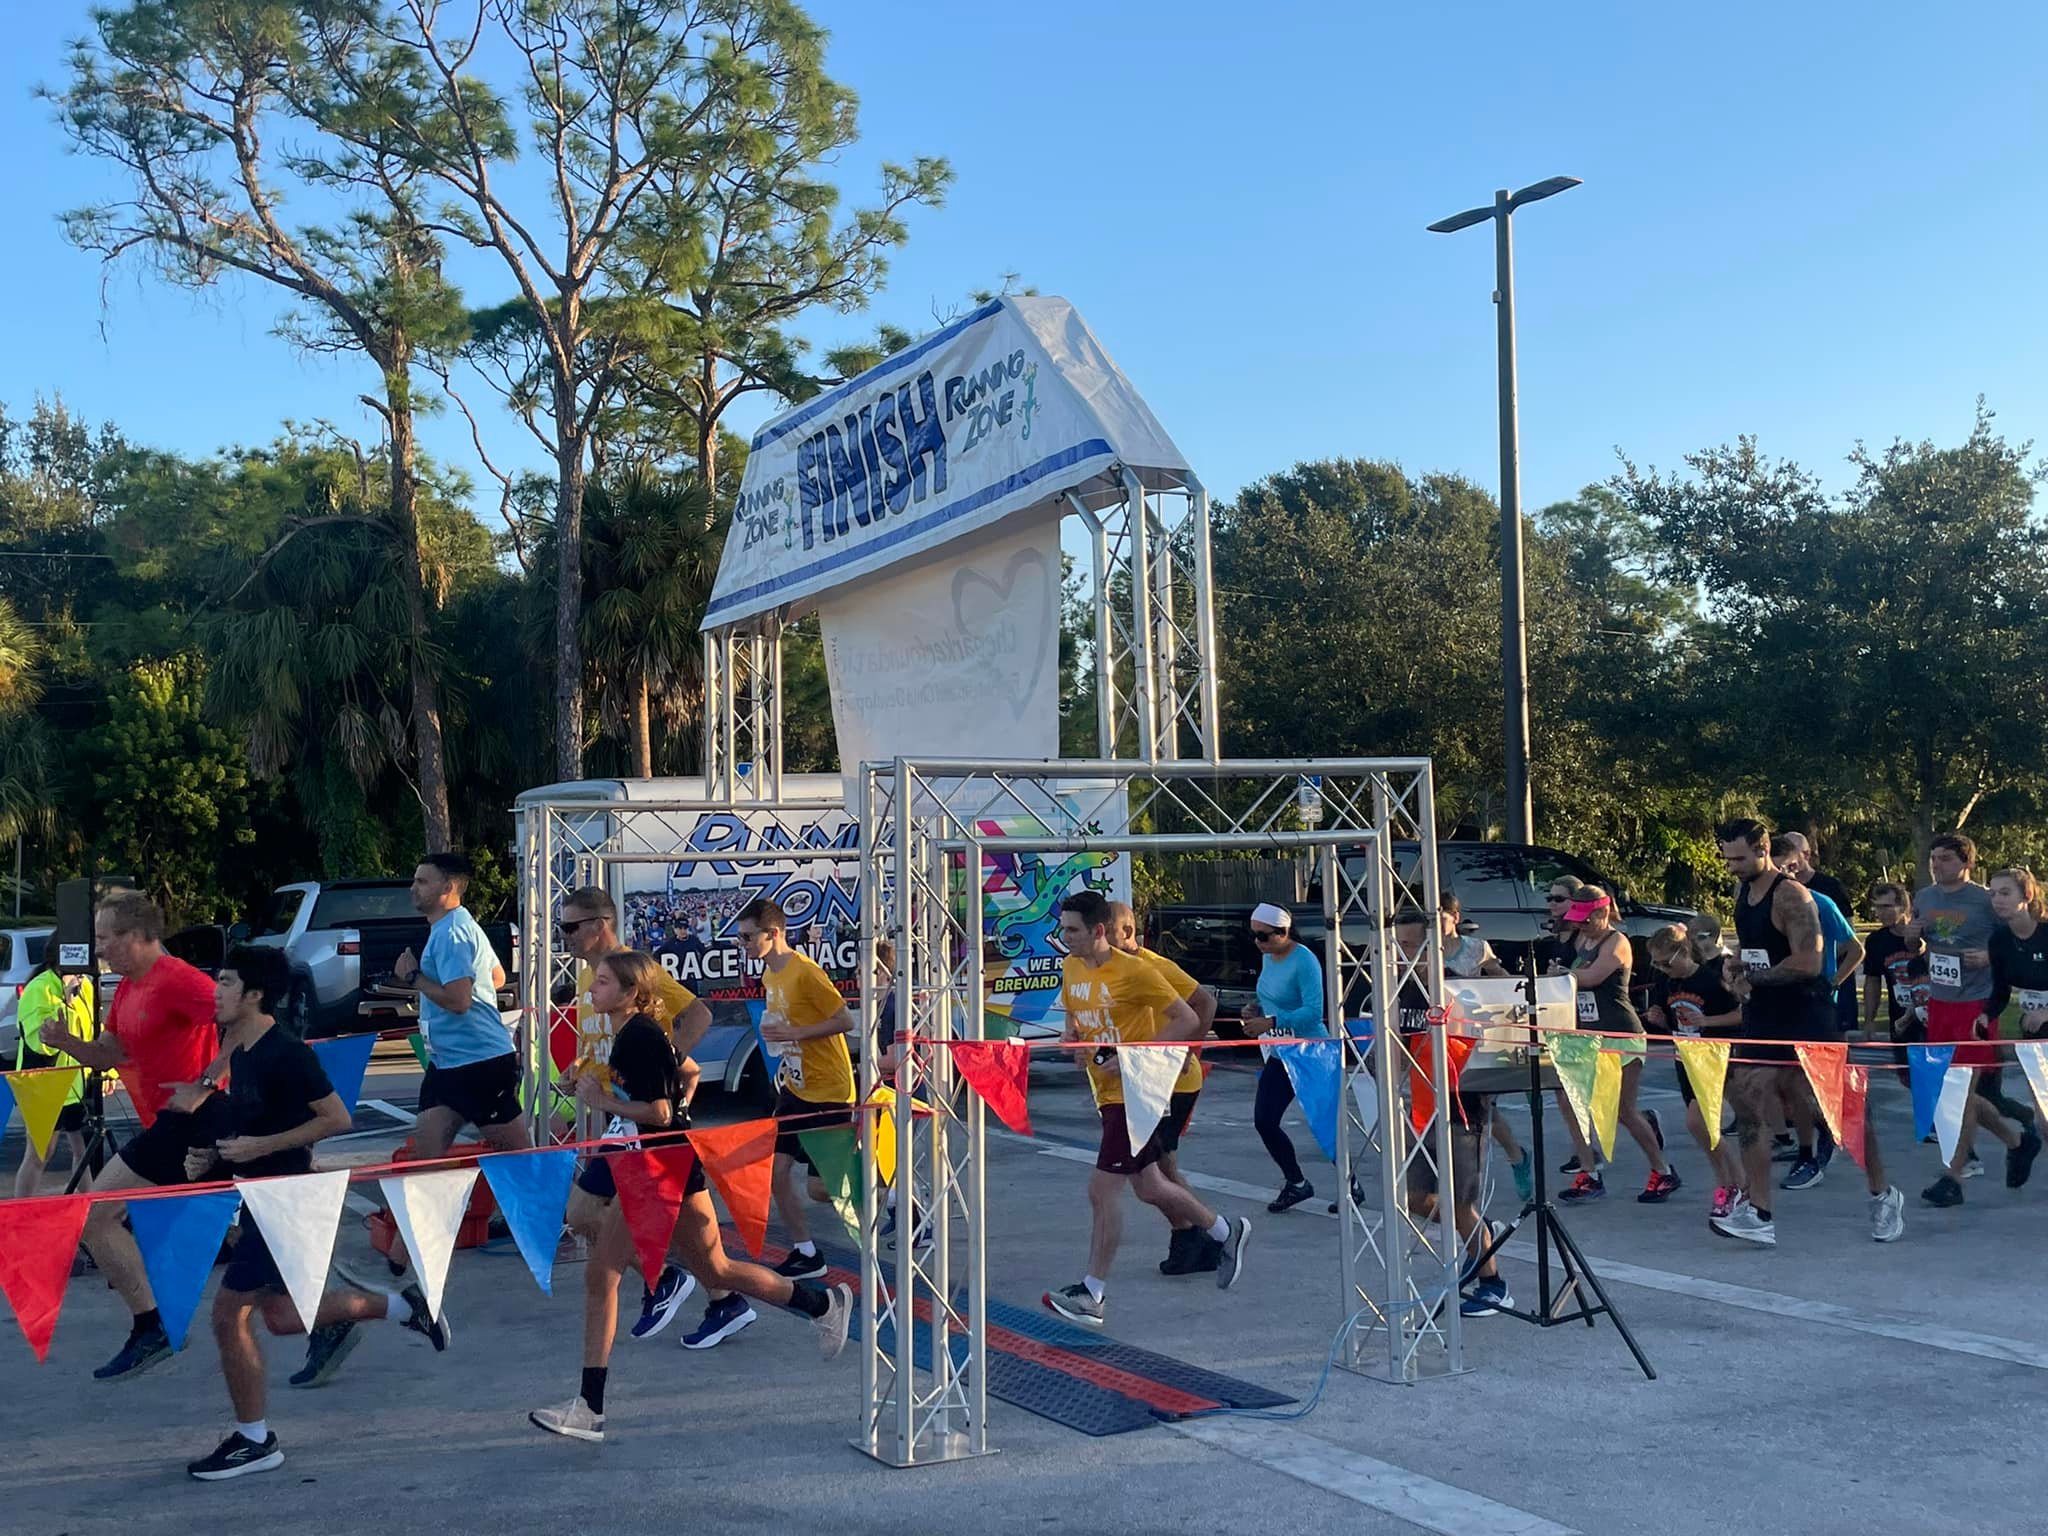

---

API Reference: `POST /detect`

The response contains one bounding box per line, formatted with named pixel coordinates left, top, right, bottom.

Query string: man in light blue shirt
left=394, top=852, right=528, bottom=1159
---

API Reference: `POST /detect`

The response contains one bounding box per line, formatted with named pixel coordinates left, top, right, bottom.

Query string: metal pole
left=1494, top=189, right=1535, bottom=844
left=1188, top=480, right=1223, bottom=763
left=856, top=767, right=882, bottom=1454
left=964, top=838, right=989, bottom=1453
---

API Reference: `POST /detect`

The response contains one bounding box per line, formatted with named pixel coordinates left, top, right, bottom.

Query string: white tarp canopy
left=702, top=295, right=1191, bottom=631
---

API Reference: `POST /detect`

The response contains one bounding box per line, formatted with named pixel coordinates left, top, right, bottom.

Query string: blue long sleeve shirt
left=1256, top=943, right=1327, bottom=1037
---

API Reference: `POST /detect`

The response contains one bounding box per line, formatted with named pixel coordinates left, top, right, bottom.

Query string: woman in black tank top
left=1558, top=886, right=1678, bottom=1204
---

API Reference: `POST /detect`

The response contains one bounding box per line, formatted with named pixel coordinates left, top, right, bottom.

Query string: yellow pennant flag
left=1589, top=1048, right=1623, bottom=1160
left=1675, top=1039, right=1731, bottom=1150
left=867, top=1086, right=901, bottom=1188
left=6, top=1069, right=82, bottom=1160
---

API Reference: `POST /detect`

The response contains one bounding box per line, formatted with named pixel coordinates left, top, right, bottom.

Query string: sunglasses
left=1252, top=928, right=1286, bottom=943
left=1546, top=895, right=1571, bottom=905
left=558, top=916, right=600, bottom=935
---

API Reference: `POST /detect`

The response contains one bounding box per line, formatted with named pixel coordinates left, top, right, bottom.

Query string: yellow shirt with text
left=574, top=962, right=699, bottom=1090
left=1134, top=946, right=1206, bottom=1095
left=763, top=950, right=854, bottom=1104
left=1064, top=948, right=1188, bottom=1108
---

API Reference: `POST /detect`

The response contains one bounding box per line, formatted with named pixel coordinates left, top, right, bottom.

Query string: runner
left=1557, top=886, right=1678, bottom=1205
left=35, top=890, right=224, bottom=1380
left=11, top=959, right=95, bottom=1197
left=1236, top=902, right=1327, bottom=1218
left=529, top=949, right=852, bottom=1443
left=1770, top=835, right=1863, bottom=1189
left=1989, top=867, right=2048, bottom=1045
left=186, top=947, right=449, bottom=1481
left=1711, top=820, right=1904, bottom=1245
left=554, top=886, right=713, bottom=1342
left=1541, top=879, right=1602, bottom=1180
left=1105, top=901, right=1221, bottom=1275
left=1915, top=834, right=2039, bottom=1206
left=1643, top=925, right=1747, bottom=1221
left=1777, top=832, right=1859, bottom=1031
left=1440, top=894, right=1532, bottom=1203
left=1861, top=883, right=1931, bottom=1069
left=1044, top=892, right=1251, bottom=1327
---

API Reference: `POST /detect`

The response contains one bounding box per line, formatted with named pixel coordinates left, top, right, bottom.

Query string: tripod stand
left=1464, top=963, right=1656, bottom=1380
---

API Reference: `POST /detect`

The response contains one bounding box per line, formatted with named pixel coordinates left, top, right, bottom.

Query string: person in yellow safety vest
left=13, top=965, right=96, bottom=1197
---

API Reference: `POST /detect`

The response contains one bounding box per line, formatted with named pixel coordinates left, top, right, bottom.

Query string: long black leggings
left=1255, top=1056, right=1305, bottom=1185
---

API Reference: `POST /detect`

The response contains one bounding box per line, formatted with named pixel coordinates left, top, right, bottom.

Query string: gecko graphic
left=990, top=849, right=1120, bottom=957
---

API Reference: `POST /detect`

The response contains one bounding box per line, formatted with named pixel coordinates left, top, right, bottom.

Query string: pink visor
left=1563, top=894, right=1611, bottom=922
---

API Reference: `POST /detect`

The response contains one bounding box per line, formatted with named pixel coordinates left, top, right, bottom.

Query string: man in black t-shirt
left=1861, top=884, right=1930, bottom=1055
left=180, top=947, right=450, bottom=1483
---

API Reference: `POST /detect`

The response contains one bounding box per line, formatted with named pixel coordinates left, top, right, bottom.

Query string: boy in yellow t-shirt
left=1044, top=892, right=1250, bottom=1329
left=13, top=967, right=96, bottom=1197
left=742, top=898, right=855, bottom=1283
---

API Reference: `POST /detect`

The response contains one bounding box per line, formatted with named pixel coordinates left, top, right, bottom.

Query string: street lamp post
left=1428, top=176, right=1581, bottom=845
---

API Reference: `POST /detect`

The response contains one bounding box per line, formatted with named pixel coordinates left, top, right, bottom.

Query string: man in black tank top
left=1709, top=820, right=1904, bottom=1247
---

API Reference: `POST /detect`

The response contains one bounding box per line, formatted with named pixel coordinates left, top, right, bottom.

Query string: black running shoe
left=397, top=1281, right=452, bottom=1351
left=1159, top=1227, right=1200, bottom=1275
left=93, top=1326, right=172, bottom=1383
left=2009, top=1128, right=2043, bottom=1189
left=773, top=1248, right=828, bottom=1281
left=290, top=1321, right=361, bottom=1388
left=1922, top=1175, right=1964, bottom=1208
left=187, top=1430, right=283, bottom=1481
left=1266, top=1180, right=1315, bottom=1214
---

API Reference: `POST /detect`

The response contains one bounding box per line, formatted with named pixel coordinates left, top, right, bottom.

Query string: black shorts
left=1742, top=997, right=1842, bottom=1065
left=117, top=1100, right=235, bottom=1187
left=220, top=1211, right=286, bottom=1294
left=1156, top=1090, right=1200, bottom=1154
left=575, top=1139, right=709, bottom=1201
left=773, top=1089, right=854, bottom=1165
left=1095, top=1101, right=1183, bottom=1175
left=55, top=1102, right=86, bottom=1135
left=1405, top=1116, right=1485, bottom=1202
left=418, top=1053, right=523, bottom=1130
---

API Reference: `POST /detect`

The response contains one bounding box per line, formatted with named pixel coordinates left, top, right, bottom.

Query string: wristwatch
left=198, top=1072, right=220, bottom=1091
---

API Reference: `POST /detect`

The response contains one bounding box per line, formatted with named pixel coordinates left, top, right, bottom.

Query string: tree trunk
left=632, top=669, right=652, bottom=779
left=699, top=351, right=719, bottom=526
left=554, top=379, right=588, bottom=782
left=386, top=369, right=453, bottom=854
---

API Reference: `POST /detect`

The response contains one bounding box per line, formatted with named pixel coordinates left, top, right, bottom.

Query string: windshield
left=309, top=885, right=418, bottom=927
left=255, top=888, right=308, bottom=937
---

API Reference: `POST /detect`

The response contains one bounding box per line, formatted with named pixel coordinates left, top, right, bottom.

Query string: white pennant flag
left=2016, top=1043, right=2048, bottom=1128
left=237, top=1170, right=349, bottom=1333
left=1935, top=1066, right=1974, bottom=1166
left=1118, top=1044, right=1189, bottom=1152
left=1350, top=1068, right=1380, bottom=1138
left=380, top=1168, right=477, bottom=1322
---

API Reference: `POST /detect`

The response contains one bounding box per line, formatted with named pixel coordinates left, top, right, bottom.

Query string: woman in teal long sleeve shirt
left=1237, top=903, right=1327, bottom=1210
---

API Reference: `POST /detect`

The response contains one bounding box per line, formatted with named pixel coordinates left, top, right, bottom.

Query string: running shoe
left=187, top=1430, right=284, bottom=1481
left=529, top=1397, right=605, bottom=1442
left=630, top=1265, right=697, bottom=1340
left=1870, top=1185, right=1906, bottom=1243
left=1044, top=1283, right=1106, bottom=1329
left=1510, top=1149, right=1535, bottom=1205
left=1266, top=1180, right=1315, bottom=1214
left=1558, top=1170, right=1605, bottom=1204
left=1815, top=1120, right=1836, bottom=1170
left=681, top=1294, right=757, bottom=1350
left=397, top=1280, right=452, bottom=1351
left=814, top=1283, right=854, bottom=1359
left=1963, top=1154, right=1985, bottom=1180
left=93, top=1325, right=172, bottom=1383
left=1161, top=1227, right=1220, bottom=1276
left=1328, top=1176, right=1367, bottom=1215
left=1922, top=1174, right=1964, bottom=1207
left=1644, top=1108, right=1665, bottom=1152
left=1780, top=1156, right=1825, bottom=1192
left=1637, top=1169, right=1681, bottom=1204
left=1459, top=1276, right=1512, bottom=1317
left=1560, top=1153, right=1588, bottom=1174
left=1770, top=1134, right=1800, bottom=1164
left=773, top=1248, right=828, bottom=1281
left=1709, top=1184, right=1738, bottom=1219
left=1215, top=1218, right=1253, bottom=1290
left=1460, top=1220, right=1506, bottom=1286
left=289, top=1321, right=361, bottom=1388
left=2007, top=1128, right=2043, bottom=1189
left=1710, top=1202, right=1776, bottom=1246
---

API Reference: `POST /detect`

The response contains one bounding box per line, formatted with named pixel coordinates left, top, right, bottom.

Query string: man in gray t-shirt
left=1914, top=862, right=1998, bottom=1004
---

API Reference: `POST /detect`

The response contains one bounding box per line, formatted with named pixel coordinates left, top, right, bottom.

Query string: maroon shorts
left=1926, top=998, right=1997, bottom=1069
left=1095, top=1101, right=1172, bottom=1175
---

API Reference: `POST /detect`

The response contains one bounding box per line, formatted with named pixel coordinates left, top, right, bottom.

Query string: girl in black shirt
left=1645, top=925, right=1745, bottom=1215
left=1990, top=868, right=2048, bottom=1040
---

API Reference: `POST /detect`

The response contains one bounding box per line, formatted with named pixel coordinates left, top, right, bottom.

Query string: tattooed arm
left=1755, top=879, right=1823, bottom=986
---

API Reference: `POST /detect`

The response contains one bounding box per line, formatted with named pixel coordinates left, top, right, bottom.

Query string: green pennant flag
left=1548, top=1032, right=1600, bottom=1145
left=407, top=1032, right=429, bottom=1071
left=796, top=1125, right=862, bottom=1239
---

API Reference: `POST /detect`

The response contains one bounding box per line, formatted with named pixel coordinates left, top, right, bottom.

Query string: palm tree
left=0, top=599, right=53, bottom=853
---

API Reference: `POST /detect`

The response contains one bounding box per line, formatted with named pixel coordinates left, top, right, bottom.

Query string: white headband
left=1250, top=903, right=1291, bottom=930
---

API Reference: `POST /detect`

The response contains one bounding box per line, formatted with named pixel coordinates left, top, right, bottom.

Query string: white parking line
left=1171, top=1417, right=1581, bottom=1536
left=998, top=1130, right=2048, bottom=1371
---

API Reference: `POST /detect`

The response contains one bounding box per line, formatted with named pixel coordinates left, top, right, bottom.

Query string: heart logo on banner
left=951, top=544, right=1053, bottom=720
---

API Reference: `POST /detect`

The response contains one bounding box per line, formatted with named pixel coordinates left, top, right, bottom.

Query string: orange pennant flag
left=608, top=1144, right=699, bottom=1286
left=1839, top=1064, right=1870, bottom=1170
left=0, top=1195, right=90, bottom=1361
left=1794, top=1042, right=1848, bottom=1146
left=1409, top=1034, right=1478, bottom=1134
left=688, top=1118, right=777, bottom=1259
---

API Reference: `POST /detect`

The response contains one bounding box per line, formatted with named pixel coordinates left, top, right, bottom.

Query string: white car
left=0, top=926, right=54, bottom=1062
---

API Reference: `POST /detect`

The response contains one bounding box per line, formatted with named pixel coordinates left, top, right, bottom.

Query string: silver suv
left=242, top=881, right=419, bottom=1038
left=0, top=926, right=53, bottom=1060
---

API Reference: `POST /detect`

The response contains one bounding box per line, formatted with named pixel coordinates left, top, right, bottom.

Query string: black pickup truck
left=1145, top=839, right=1713, bottom=1029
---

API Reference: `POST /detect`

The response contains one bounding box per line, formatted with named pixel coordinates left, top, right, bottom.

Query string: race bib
left=1892, top=982, right=1916, bottom=1009
left=1740, top=948, right=1770, bottom=975
left=1576, top=992, right=1600, bottom=1024
left=2018, top=989, right=2048, bottom=1014
left=1929, top=952, right=1963, bottom=989
left=780, top=1050, right=806, bottom=1089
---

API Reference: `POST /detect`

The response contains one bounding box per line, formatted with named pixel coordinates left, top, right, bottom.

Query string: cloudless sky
left=3, top=2, right=2045, bottom=520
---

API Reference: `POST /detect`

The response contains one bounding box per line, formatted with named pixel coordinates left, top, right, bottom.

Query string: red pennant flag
left=687, top=1118, right=777, bottom=1258
left=548, top=1007, right=579, bottom=1074
left=1839, top=1064, right=1870, bottom=1171
left=0, top=1195, right=90, bottom=1361
left=1794, top=1042, right=1848, bottom=1146
left=608, top=1144, right=699, bottom=1285
left=1409, top=1034, right=1478, bottom=1134
left=952, top=1039, right=1033, bottom=1136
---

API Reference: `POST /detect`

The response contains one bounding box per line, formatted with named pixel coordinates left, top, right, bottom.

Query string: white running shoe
left=1870, top=1186, right=1906, bottom=1243
left=1710, top=1200, right=1776, bottom=1247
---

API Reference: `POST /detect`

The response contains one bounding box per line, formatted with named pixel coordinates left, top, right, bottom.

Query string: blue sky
left=4, top=2, right=2045, bottom=520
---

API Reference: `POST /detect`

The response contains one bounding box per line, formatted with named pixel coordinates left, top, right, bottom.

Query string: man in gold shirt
left=1106, top=901, right=1221, bottom=1276
left=1045, top=892, right=1251, bottom=1328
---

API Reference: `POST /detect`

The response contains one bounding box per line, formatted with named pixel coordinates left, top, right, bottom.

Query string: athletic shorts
left=774, top=1089, right=854, bottom=1165
left=1405, top=1116, right=1484, bottom=1203
left=418, top=1052, right=523, bottom=1129
left=1157, top=1090, right=1199, bottom=1153
left=220, top=1212, right=286, bottom=1295
left=1093, top=1102, right=1180, bottom=1175
left=117, top=1099, right=234, bottom=1187
left=55, top=1102, right=85, bottom=1135
left=1741, top=996, right=1842, bottom=1065
left=1926, top=998, right=1997, bottom=1070
left=1672, top=1038, right=1736, bottom=1105
left=576, top=1139, right=708, bottom=1200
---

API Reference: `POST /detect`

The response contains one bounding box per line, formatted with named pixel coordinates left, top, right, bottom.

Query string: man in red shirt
left=39, top=890, right=224, bottom=1380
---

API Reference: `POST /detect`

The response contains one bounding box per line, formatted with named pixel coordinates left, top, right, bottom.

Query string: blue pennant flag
left=1275, top=1039, right=1343, bottom=1162
left=0, top=1073, right=14, bottom=1132
left=129, top=1189, right=242, bottom=1351
left=1908, top=1044, right=1956, bottom=1142
left=480, top=1150, right=576, bottom=1295
left=311, top=1033, right=379, bottom=1117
